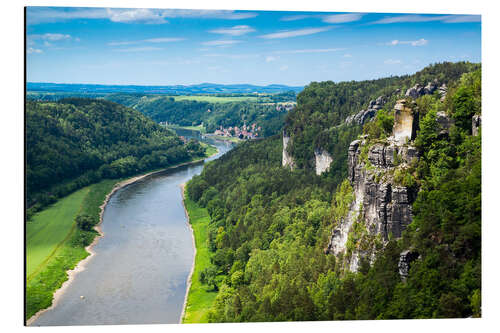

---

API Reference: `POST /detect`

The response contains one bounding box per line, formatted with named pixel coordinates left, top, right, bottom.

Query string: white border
left=2, top=1, right=499, bottom=332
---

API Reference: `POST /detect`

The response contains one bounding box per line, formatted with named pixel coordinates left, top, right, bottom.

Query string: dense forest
left=186, top=62, right=481, bottom=321
left=26, top=98, right=206, bottom=218
left=104, top=93, right=294, bottom=136
left=285, top=61, right=480, bottom=171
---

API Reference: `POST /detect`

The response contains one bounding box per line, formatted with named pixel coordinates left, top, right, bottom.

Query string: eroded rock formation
left=398, top=250, right=420, bottom=280
left=393, top=99, right=418, bottom=144
left=345, top=96, right=387, bottom=125
left=282, top=132, right=295, bottom=169
left=436, top=111, right=455, bottom=137
left=405, top=79, right=438, bottom=98
left=438, top=83, right=448, bottom=101
left=405, top=79, right=447, bottom=101
left=472, top=114, right=481, bottom=136
left=326, top=137, right=419, bottom=271
left=315, top=149, right=333, bottom=175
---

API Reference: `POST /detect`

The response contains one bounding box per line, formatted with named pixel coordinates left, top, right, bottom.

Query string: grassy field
left=208, top=134, right=242, bottom=143
left=201, top=142, right=218, bottom=157
left=166, top=124, right=206, bottom=134
left=26, top=180, right=117, bottom=321
left=171, top=95, right=260, bottom=103
left=182, top=193, right=218, bottom=323
left=26, top=186, right=90, bottom=279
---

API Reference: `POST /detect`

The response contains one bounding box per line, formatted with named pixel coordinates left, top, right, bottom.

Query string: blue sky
left=26, top=7, right=481, bottom=86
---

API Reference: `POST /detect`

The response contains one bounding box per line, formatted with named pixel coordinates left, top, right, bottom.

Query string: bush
left=75, top=214, right=96, bottom=231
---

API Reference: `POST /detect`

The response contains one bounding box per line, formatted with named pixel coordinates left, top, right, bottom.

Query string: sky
left=26, top=7, right=481, bottom=86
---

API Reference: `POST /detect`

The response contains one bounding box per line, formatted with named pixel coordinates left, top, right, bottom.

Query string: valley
left=25, top=61, right=482, bottom=324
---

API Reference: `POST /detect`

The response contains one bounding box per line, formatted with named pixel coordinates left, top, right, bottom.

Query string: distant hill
left=27, top=82, right=304, bottom=95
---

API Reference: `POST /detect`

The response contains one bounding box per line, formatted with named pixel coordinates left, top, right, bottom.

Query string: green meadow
left=26, top=180, right=117, bottom=321
left=182, top=194, right=218, bottom=323
left=26, top=186, right=90, bottom=279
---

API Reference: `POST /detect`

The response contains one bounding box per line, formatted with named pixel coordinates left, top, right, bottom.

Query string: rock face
left=346, top=96, right=387, bottom=125
left=398, top=250, right=420, bottom=280
left=472, top=114, right=481, bottom=136
left=282, top=132, right=295, bottom=169
left=393, top=99, right=418, bottom=144
left=438, top=83, right=448, bottom=101
left=436, top=111, right=455, bottom=136
left=405, top=79, right=440, bottom=99
left=326, top=138, right=419, bottom=271
left=315, top=149, right=333, bottom=175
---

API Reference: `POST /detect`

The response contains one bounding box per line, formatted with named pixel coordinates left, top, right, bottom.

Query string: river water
left=31, top=130, right=233, bottom=326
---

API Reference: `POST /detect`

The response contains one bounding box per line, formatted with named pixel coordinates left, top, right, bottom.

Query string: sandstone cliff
left=393, top=99, right=418, bottom=144
left=282, top=132, right=295, bottom=169
left=314, top=149, right=333, bottom=175
left=325, top=137, right=419, bottom=271
left=326, top=99, right=421, bottom=272
left=405, top=79, right=447, bottom=101
left=345, top=95, right=387, bottom=125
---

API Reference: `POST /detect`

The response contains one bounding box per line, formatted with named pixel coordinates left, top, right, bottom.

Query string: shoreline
left=27, top=151, right=217, bottom=326
left=179, top=183, right=196, bottom=324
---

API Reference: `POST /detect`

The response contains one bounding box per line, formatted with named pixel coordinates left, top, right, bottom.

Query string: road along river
left=31, top=132, right=233, bottom=326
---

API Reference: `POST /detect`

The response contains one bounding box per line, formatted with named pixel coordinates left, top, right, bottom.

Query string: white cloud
left=27, top=47, right=43, bottom=54
left=202, top=40, right=241, bottom=46
left=108, top=37, right=184, bottom=46
left=279, top=65, right=289, bottom=71
left=144, top=37, right=184, bottom=43
left=114, top=46, right=163, bottom=52
left=259, top=27, right=332, bottom=39
left=384, top=59, right=402, bottom=65
left=343, top=53, right=352, bottom=58
left=27, top=7, right=110, bottom=25
left=209, top=25, right=255, bottom=36
left=322, top=13, right=364, bottom=24
left=27, top=33, right=74, bottom=50
left=27, top=7, right=258, bottom=25
left=203, top=53, right=259, bottom=59
left=388, top=38, right=428, bottom=46
left=280, top=14, right=312, bottom=22
left=273, top=48, right=344, bottom=54
left=265, top=56, right=278, bottom=62
left=43, top=33, right=71, bottom=41
left=105, top=8, right=167, bottom=24
left=29, top=33, right=72, bottom=41
left=441, top=15, right=481, bottom=23
left=280, top=13, right=364, bottom=24
left=373, top=14, right=480, bottom=24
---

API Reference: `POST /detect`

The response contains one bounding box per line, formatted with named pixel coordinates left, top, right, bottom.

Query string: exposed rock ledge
left=315, top=149, right=333, bottom=175
left=405, top=79, right=447, bottom=101
left=326, top=138, right=419, bottom=272
left=282, top=132, right=295, bottom=169
left=345, top=95, right=387, bottom=125
left=472, top=114, right=481, bottom=136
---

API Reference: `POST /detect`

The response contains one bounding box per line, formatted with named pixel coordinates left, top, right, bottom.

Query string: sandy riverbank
left=27, top=152, right=217, bottom=326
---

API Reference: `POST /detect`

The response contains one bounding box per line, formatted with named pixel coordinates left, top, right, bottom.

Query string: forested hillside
left=104, top=93, right=292, bottom=137
left=26, top=98, right=206, bottom=217
left=185, top=62, right=481, bottom=321
left=285, top=61, right=479, bottom=171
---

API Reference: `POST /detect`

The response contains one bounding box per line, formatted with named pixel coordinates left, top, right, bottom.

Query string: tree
left=76, top=214, right=95, bottom=231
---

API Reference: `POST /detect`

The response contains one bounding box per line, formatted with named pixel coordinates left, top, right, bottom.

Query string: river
left=31, top=130, right=233, bottom=326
